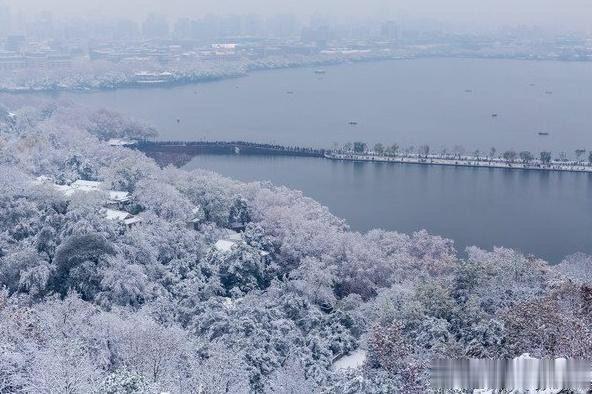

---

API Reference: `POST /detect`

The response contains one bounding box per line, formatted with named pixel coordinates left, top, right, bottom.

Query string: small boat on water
left=545, top=91, right=553, bottom=95
left=465, top=89, right=472, bottom=93
left=286, top=91, right=294, bottom=94
left=314, top=70, right=326, bottom=75
left=538, top=132, right=550, bottom=136
left=177, top=119, right=181, bottom=124
left=349, top=121, right=358, bottom=126
left=491, top=113, right=498, bottom=118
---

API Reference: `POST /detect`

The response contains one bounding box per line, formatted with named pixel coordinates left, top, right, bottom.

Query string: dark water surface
left=185, top=154, right=592, bottom=263
left=53, top=58, right=592, bottom=262
left=62, top=58, right=592, bottom=153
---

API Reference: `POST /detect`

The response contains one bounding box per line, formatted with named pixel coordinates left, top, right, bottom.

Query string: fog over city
left=1, top=0, right=592, bottom=392
left=4, top=0, right=592, bottom=31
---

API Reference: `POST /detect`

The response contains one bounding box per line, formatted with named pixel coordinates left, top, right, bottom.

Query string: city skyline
left=1, top=0, right=592, bottom=34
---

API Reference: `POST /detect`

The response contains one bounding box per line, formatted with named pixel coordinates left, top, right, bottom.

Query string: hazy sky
left=5, top=0, right=592, bottom=31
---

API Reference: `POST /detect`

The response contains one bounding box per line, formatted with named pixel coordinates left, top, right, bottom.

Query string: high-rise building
left=173, top=18, right=192, bottom=40
left=5, top=34, right=25, bottom=52
left=266, top=14, right=298, bottom=38
left=29, top=11, right=55, bottom=40
left=301, top=25, right=330, bottom=47
left=380, top=20, right=399, bottom=43
left=244, top=14, right=263, bottom=37
left=200, top=15, right=222, bottom=40
left=219, top=15, right=242, bottom=38
left=0, top=0, right=11, bottom=38
left=142, top=14, right=169, bottom=39
left=114, top=19, right=139, bottom=40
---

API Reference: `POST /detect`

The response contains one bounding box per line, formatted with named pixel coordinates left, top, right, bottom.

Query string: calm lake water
left=55, top=58, right=592, bottom=262
left=64, top=58, right=592, bottom=153
left=185, top=154, right=592, bottom=263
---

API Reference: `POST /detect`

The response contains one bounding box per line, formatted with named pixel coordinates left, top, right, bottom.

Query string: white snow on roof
left=73, top=185, right=97, bottom=193
left=227, top=232, right=242, bottom=242
left=214, top=232, right=271, bottom=256
left=123, top=217, right=142, bottom=226
left=214, top=240, right=236, bottom=252
left=71, top=180, right=102, bottom=190
left=34, top=177, right=134, bottom=223
left=108, top=190, right=130, bottom=202
left=107, top=138, right=137, bottom=147
left=104, top=209, right=133, bottom=221
left=54, top=184, right=74, bottom=195
left=213, top=232, right=242, bottom=252
left=331, top=350, right=367, bottom=371
left=103, top=209, right=141, bottom=226
left=47, top=179, right=103, bottom=197
left=35, top=177, right=131, bottom=203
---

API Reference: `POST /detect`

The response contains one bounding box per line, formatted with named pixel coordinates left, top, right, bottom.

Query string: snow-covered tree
left=0, top=99, right=587, bottom=393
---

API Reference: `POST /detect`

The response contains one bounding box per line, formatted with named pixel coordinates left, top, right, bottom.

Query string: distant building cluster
left=0, top=49, right=72, bottom=71
left=0, top=1, right=591, bottom=77
left=0, top=3, right=408, bottom=72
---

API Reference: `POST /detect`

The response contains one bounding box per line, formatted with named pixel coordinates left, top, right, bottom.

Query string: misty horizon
left=2, top=0, right=592, bottom=392
left=2, top=0, right=592, bottom=34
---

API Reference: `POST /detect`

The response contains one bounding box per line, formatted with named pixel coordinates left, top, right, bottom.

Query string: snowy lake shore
left=326, top=153, right=592, bottom=174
